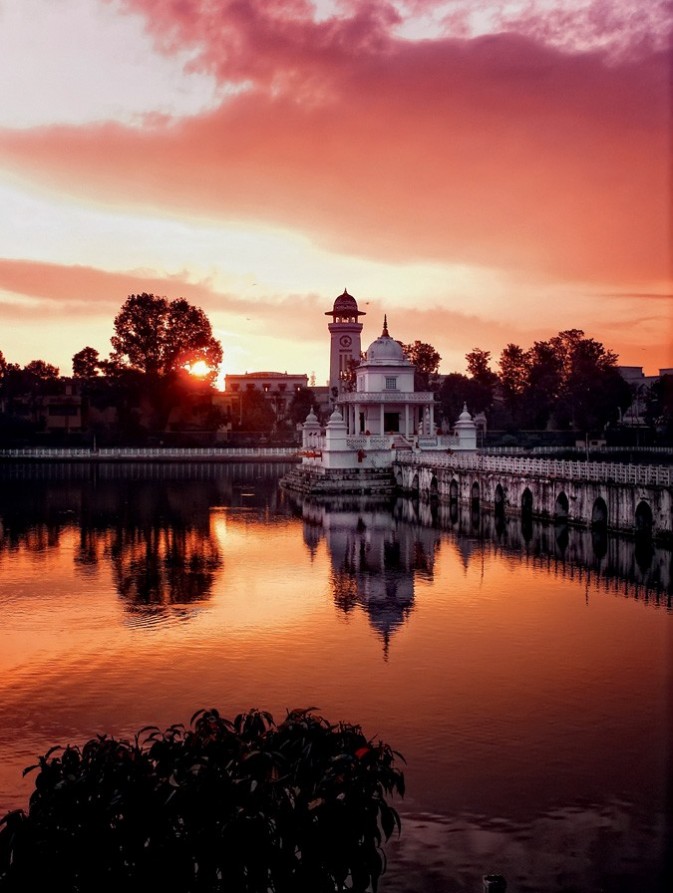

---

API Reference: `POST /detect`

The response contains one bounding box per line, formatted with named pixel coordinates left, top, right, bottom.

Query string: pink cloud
left=0, top=258, right=350, bottom=340
left=0, top=25, right=667, bottom=284
left=0, top=258, right=669, bottom=372
left=0, top=259, right=229, bottom=313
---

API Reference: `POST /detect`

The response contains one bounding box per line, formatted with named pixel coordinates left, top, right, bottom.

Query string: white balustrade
left=395, top=450, right=673, bottom=486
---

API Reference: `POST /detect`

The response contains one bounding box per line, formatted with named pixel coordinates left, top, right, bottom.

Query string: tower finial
left=382, top=314, right=389, bottom=337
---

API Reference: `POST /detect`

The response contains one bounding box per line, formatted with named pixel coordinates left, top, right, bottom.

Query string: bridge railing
left=397, top=451, right=673, bottom=486
left=0, top=447, right=299, bottom=460
left=485, top=445, right=673, bottom=457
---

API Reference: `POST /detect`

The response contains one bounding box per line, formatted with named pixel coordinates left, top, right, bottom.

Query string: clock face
left=339, top=335, right=352, bottom=348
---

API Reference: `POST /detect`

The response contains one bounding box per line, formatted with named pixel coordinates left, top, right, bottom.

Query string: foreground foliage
left=0, top=709, right=404, bottom=893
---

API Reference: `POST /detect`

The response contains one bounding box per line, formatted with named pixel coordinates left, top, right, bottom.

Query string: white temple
left=299, top=290, right=477, bottom=471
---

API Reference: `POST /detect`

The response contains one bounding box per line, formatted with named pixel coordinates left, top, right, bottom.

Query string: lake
left=0, top=462, right=671, bottom=891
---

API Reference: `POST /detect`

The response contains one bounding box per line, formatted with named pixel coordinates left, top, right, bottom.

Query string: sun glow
left=187, top=360, right=210, bottom=377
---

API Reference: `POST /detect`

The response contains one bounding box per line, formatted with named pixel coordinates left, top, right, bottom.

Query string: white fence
left=0, top=447, right=299, bottom=460
left=399, top=451, right=673, bottom=487
left=485, top=445, right=673, bottom=457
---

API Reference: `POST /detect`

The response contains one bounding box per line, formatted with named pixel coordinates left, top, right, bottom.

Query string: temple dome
left=365, top=316, right=408, bottom=366
left=325, top=288, right=366, bottom=318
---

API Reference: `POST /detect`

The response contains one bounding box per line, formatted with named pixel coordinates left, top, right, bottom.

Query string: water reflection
left=0, top=463, right=289, bottom=620
left=1, top=465, right=671, bottom=628
left=295, top=498, right=440, bottom=656
left=0, top=465, right=671, bottom=893
left=398, top=497, right=673, bottom=599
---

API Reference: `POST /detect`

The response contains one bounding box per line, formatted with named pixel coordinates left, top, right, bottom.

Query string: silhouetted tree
left=437, top=373, right=484, bottom=426
left=494, top=330, right=631, bottom=433
left=110, top=293, right=222, bottom=378
left=239, top=388, right=275, bottom=434
left=646, top=374, right=673, bottom=440
left=402, top=341, right=441, bottom=390
left=340, top=355, right=364, bottom=393
left=288, top=387, right=318, bottom=426
left=72, top=347, right=101, bottom=379
left=498, top=343, right=530, bottom=424
left=105, top=294, right=223, bottom=436
left=465, top=348, right=498, bottom=412
left=23, top=359, right=59, bottom=380
left=524, top=340, right=563, bottom=428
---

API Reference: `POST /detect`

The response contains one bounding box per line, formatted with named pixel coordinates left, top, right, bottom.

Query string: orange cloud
left=0, top=28, right=667, bottom=286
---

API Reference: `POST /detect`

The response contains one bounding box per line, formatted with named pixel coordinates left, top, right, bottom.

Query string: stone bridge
left=394, top=453, right=673, bottom=541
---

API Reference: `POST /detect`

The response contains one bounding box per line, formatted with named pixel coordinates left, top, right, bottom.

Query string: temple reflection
left=0, top=465, right=671, bottom=634
left=292, top=497, right=441, bottom=657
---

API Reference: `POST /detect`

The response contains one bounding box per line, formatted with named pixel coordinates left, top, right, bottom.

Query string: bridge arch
left=494, top=483, right=504, bottom=509
left=521, top=487, right=533, bottom=514
left=591, top=496, right=608, bottom=528
left=449, top=479, right=459, bottom=501
left=471, top=481, right=480, bottom=502
left=449, top=500, right=458, bottom=525
left=635, top=501, right=653, bottom=535
left=430, top=475, right=439, bottom=497
left=555, top=491, right=569, bottom=520
left=411, top=473, right=420, bottom=495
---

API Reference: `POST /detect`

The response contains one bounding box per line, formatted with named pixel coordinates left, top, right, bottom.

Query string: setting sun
left=187, top=360, right=210, bottom=377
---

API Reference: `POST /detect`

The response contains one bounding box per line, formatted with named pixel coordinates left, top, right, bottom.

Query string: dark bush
left=0, top=708, right=404, bottom=893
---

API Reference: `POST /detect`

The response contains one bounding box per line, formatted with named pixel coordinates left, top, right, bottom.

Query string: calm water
left=0, top=462, right=671, bottom=892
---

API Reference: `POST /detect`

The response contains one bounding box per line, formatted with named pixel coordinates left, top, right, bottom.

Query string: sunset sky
left=0, top=0, right=670, bottom=385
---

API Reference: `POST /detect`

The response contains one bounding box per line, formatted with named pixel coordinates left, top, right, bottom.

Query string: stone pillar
left=380, top=404, right=385, bottom=434
left=302, top=407, right=321, bottom=449
left=324, top=407, right=356, bottom=468
left=301, top=407, right=322, bottom=465
left=454, top=403, right=477, bottom=451
left=404, top=404, right=409, bottom=437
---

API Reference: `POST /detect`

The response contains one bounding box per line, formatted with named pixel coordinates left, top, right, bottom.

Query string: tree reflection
left=111, top=525, right=221, bottom=612
left=88, top=481, right=223, bottom=615
left=0, top=475, right=223, bottom=619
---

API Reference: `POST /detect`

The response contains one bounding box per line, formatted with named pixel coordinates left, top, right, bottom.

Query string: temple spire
left=382, top=314, right=389, bottom=337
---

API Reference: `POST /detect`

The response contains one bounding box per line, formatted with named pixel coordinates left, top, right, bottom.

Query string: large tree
left=23, top=360, right=59, bottom=380
left=239, top=388, right=276, bottom=434
left=72, top=347, right=101, bottom=379
left=494, top=330, right=631, bottom=433
left=498, top=343, right=530, bottom=424
left=437, top=373, right=486, bottom=425
left=110, top=293, right=222, bottom=379
left=646, top=374, right=673, bottom=440
left=402, top=341, right=441, bottom=390
left=287, top=386, right=318, bottom=426
left=464, top=348, right=498, bottom=412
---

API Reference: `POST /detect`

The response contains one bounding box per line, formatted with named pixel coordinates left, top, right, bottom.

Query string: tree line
left=1, top=292, right=669, bottom=444
left=0, top=293, right=316, bottom=444
left=404, top=332, right=673, bottom=442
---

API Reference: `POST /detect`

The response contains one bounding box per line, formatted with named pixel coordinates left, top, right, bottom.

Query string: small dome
left=455, top=403, right=476, bottom=428
left=304, top=406, right=319, bottom=424
left=365, top=316, right=408, bottom=366
left=325, top=288, right=366, bottom=318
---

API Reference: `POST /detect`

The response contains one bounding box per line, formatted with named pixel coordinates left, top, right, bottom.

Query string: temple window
left=385, top=377, right=397, bottom=390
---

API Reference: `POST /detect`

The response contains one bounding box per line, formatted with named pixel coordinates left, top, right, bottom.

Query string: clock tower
left=325, top=289, right=366, bottom=399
